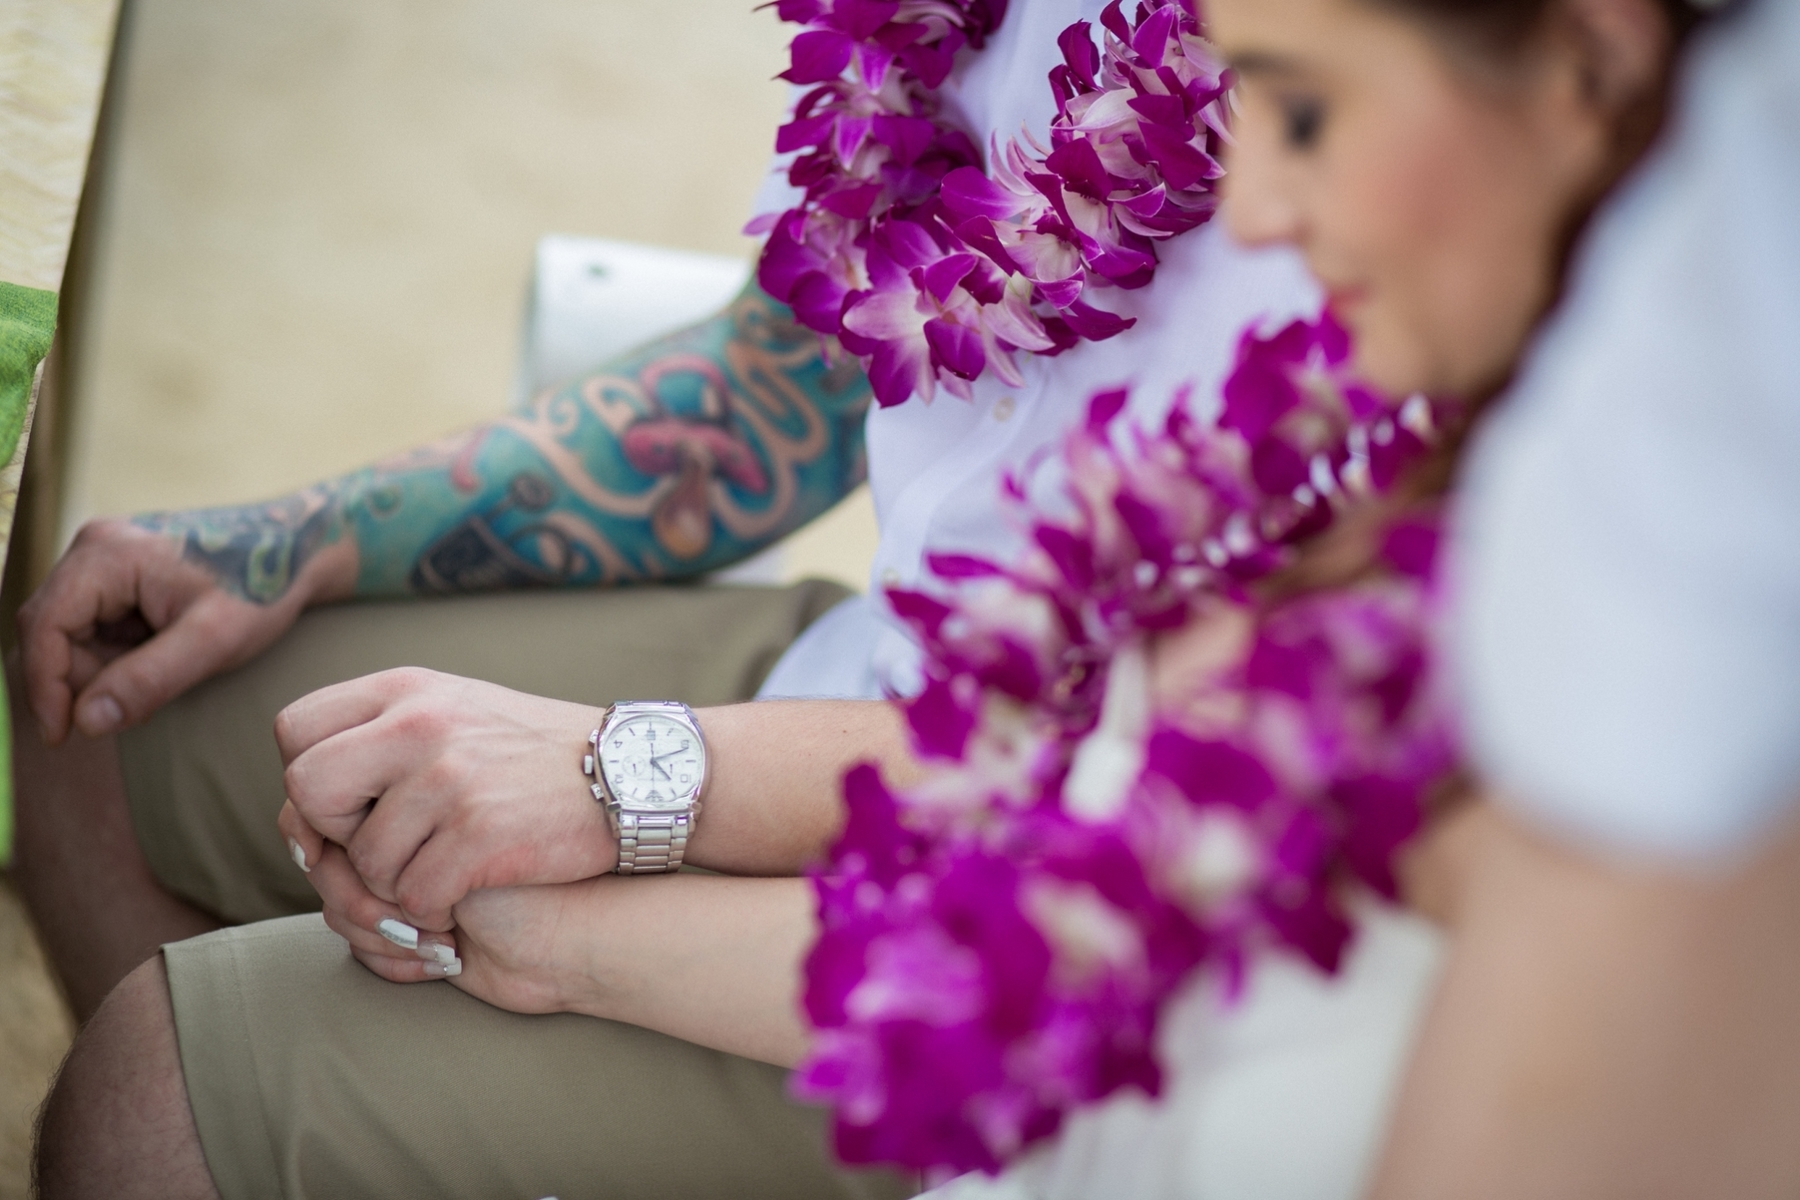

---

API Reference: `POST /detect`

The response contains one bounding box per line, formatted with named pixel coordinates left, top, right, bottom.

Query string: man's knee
left=35, top=956, right=220, bottom=1200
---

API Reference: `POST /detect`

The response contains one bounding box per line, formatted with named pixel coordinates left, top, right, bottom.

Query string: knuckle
left=395, top=879, right=441, bottom=922
left=346, top=841, right=385, bottom=883
left=272, top=706, right=300, bottom=751
left=383, top=666, right=435, bottom=695
left=344, top=891, right=387, bottom=932
left=281, top=760, right=313, bottom=804
left=392, top=704, right=450, bottom=745
left=320, top=906, right=358, bottom=942
left=320, top=909, right=349, bottom=940
left=69, top=519, right=112, bottom=548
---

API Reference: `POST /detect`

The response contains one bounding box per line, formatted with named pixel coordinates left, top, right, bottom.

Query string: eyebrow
left=1223, top=51, right=1307, bottom=77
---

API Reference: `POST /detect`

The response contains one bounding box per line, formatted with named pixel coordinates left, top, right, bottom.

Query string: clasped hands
left=274, top=666, right=632, bottom=1013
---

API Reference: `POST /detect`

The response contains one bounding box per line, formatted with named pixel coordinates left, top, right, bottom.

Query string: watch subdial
left=600, top=714, right=702, bottom=809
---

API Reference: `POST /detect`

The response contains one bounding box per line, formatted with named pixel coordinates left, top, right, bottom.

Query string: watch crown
left=583, top=753, right=595, bottom=777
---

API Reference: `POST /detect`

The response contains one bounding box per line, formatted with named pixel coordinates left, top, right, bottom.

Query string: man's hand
left=276, top=667, right=616, bottom=932
left=19, top=517, right=346, bottom=743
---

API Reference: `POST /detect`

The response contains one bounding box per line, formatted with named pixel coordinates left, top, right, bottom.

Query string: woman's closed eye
left=1279, top=93, right=1327, bottom=150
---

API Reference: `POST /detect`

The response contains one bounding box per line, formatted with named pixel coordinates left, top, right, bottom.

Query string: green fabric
left=0, top=280, right=58, bottom=864
left=0, top=281, right=57, bottom=471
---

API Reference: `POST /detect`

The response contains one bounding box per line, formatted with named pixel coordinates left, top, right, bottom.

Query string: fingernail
left=416, top=941, right=457, bottom=965
left=78, top=695, right=122, bottom=735
left=287, top=838, right=311, bottom=873
left=376, top=918, right=419, bottom=950
left=423, top=957, right=463, bottom=978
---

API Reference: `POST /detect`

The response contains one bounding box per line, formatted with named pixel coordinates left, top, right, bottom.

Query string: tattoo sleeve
left=134, top=284, right=873, bottom=603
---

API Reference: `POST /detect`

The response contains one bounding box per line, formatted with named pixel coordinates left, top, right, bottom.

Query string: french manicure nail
left=423, top=957, right=463, bottom=978
left=376, top=918, right=420, bottom=950
left=79, top=695, right=122, bottom=735
left=287, top=838, right=311, bottom=873
left=416, top=941, right=457, bottom=965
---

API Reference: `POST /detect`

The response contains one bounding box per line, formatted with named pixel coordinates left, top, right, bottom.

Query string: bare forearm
left=686, top=699, right=921, bottom=875
left=1369, top=801, right=1800, bottom=1200
left=567, top=874, right=817, bottom=1067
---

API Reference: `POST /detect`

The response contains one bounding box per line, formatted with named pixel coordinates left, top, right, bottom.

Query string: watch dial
left=599, top=714, right=702, bottom=809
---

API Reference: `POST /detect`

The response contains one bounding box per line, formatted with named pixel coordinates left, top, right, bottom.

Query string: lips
left=1324, top=284, right=1368, bottom=319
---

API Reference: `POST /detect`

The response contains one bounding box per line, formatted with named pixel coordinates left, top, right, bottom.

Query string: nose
left=1220, top=135, right=1304, bottom=251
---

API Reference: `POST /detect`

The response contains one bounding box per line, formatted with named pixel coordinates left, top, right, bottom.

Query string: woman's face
left=1211, top=0, right=1646, bottom=399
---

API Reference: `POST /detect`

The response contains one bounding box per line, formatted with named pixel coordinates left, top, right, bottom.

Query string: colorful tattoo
left=348, top=283, right=872, bottom=594
left=133, top=487, right=350, bottom=605
left=144, top=284, right=872, bottom=603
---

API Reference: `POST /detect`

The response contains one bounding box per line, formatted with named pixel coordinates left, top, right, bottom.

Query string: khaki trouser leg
left=126, top=582, right=908, bottom=1199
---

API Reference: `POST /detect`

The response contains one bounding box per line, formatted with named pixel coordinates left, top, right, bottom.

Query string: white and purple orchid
left=796, top=314, right=1466, bottom=1178
left=755, top=0, right=1233, bottom=406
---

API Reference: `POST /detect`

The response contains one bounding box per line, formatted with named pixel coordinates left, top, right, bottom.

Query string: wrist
left=586, top=701, right=705, bottom=874
left=567, top=707, right=622, bottom=877
left=559, top=876, right=648, bottom=1021
left=294, top=536, right=360, bottom=607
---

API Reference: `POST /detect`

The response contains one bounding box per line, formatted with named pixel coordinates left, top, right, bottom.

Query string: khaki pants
left=126, top=583, right=914, bottom=1200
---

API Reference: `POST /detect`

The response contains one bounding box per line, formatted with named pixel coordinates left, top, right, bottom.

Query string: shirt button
left=879, top=567, right=903, bottom=588
left=993, top=394, right=1016, bottom=421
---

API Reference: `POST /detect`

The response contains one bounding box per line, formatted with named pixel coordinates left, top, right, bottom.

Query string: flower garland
left=795, top=313, right=1464, bottom=1177
left=753, top=0, right=1231, bottom=407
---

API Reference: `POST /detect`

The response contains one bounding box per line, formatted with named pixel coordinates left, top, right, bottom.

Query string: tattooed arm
left=19, top=284, right=872, bottom=741
left=141, top=284, right=869, bottom=602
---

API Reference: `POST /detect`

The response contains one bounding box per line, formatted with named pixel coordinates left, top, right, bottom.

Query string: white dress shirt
left=751, top=0, right=1317, bottom=701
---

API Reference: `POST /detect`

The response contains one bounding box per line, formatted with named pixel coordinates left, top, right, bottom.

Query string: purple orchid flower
left=798, top=314, right=1467, bottom=1176
left=755, top=0, right=1234, bottom=407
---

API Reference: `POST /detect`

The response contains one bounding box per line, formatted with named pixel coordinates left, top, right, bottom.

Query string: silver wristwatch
left=585, top=701, right=708, bottom=874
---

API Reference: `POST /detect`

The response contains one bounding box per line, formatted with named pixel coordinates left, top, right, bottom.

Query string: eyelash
left=1280, top=97, right=1325, bottom=150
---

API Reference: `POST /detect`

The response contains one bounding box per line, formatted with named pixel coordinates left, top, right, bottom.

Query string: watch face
left=599, top=713, right=703, bottom=810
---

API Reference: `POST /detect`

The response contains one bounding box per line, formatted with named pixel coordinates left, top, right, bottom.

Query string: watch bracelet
left=615, top=811, right=691, bottom=873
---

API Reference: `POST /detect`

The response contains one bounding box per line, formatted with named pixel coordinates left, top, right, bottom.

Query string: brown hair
left=1373, top=0, right=1707, bottom=49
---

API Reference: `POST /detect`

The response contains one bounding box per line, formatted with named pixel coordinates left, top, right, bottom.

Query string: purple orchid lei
left=795, top=313, right=1465, bottom=1177
left=753, top=0, right=1231, bottom=407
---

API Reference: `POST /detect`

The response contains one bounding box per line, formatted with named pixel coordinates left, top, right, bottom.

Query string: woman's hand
left=447, top=879, right=614, bottom=1015
left=285, top=795, right=817, bottom=1068
left=280, top=800, right=464, bottom=982
left=19, top=509, right=355, bottom=743
left=286, top=792, right=601, bottom=1002
left=276, top=667, right=617, bottom=934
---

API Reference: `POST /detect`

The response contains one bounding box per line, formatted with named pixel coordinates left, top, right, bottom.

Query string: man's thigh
left=165, top=914, right=913, bottom=1200
left=123, top=582, right=849, bottom=924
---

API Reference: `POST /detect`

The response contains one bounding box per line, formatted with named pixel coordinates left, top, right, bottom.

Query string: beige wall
left=60, top=0, right=877, bottom=587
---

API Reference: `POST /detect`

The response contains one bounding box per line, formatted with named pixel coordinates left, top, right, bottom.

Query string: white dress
left=750, top=3, right=1449, bottom=1197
